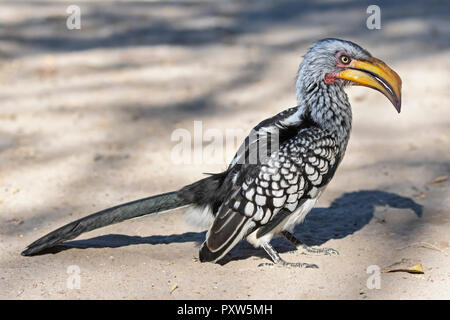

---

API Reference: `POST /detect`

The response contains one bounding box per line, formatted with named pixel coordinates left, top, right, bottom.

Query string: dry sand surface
left=0, top=0, right=449, bottom=299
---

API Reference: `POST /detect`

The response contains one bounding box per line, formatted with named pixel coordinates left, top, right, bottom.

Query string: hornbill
left=22, top=38, right=402, bottom=267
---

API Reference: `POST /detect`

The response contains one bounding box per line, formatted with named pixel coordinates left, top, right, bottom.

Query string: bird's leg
left=258, top=242, right=318, bottom=268
left=281, top=231, right=339, bottom=256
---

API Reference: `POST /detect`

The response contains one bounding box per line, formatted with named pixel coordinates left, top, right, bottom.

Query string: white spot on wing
left=273, top=195, right=286, bottom=207
left=255, top=194, right=266, bottom=206
left=244, top=202, right=254, bottom=216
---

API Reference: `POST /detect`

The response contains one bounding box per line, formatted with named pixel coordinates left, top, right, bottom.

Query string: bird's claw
left=295, top=245, right=339, bottom=256
left=258, top=261, right=319, bottom=269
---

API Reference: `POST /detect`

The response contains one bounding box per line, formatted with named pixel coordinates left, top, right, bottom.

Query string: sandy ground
left=0, top=0, right=449, bottom=299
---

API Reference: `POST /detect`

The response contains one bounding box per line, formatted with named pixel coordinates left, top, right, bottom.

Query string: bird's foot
left=258, top=260, right=318, bottom=268
left=294, top=244, right=339, bottom=256
left=259, top=242, right=318, bottom=268
left=281, top=231, right=338, bottom=256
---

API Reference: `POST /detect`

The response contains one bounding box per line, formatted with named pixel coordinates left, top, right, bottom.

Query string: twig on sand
left=396, top=242, right=448, bottom=256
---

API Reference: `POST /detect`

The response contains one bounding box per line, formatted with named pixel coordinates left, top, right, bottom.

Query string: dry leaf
left=382, top=261, right=424, bottom=274
left=427, top=175, right=448, bottom=185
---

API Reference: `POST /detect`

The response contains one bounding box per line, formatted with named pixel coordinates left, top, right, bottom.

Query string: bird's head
left=297, top=38, right=402, bottom=113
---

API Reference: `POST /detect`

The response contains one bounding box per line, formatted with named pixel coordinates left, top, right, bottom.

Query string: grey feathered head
left=296, top=38, right=402, bottom=113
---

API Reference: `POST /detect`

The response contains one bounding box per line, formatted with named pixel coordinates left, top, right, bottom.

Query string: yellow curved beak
left=338, top=57, right=402, bottom=113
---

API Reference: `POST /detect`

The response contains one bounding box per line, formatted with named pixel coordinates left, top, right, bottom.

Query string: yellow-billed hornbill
left=22, top=38, right=402, bottom=267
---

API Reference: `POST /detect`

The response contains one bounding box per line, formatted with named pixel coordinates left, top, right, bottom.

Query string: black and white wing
left=199, top=106, right=343, bottom=263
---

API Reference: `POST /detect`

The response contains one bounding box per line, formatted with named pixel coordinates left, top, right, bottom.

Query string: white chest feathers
left=281, top=197, right=318, bottom=232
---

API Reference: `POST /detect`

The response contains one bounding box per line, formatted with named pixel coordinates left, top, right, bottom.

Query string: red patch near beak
left=325, top=73, right=338, bottom=84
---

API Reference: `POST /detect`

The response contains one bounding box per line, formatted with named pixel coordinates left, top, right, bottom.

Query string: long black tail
left=22, top=191, right=190, bottom=256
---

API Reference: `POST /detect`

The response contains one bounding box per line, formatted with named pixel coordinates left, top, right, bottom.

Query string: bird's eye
left=340, top=55, right=351, bottom=64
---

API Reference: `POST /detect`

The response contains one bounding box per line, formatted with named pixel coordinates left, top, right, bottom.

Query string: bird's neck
left=296, top=80, right=352, bottom=144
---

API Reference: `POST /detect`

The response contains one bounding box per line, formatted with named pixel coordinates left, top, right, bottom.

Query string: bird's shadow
left=42, top=190, right=423, bottom=262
